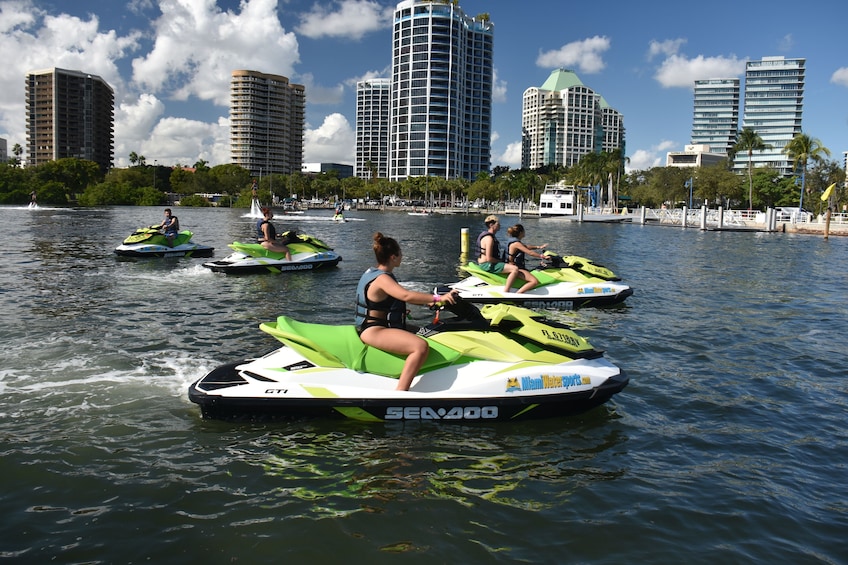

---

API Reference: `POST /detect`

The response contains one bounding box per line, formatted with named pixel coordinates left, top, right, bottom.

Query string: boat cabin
left=539, top=184, right=579, bottom=216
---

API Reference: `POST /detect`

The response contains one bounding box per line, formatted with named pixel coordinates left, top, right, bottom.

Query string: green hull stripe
left=302, top=386, right=339, bottom=398
left=334, top=407, right=384, bottom=421
left=511, top=404, right=539, bottom=419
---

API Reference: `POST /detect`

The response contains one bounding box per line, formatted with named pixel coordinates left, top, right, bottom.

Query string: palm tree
left=12, top=143, right=23, bottom=167
left=732, top=128, right=770, bottom=210
left=783, top=133, right=831, bottom=210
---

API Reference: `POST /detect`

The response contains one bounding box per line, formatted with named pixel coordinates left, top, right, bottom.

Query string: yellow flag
left=821, top=183, right=835, bottom=201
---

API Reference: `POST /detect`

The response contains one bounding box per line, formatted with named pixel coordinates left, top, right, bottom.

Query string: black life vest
left=354, top=268, right=407, bottom=330
left=258, top=219, right=276, bottom=241
left=505, top=237, right=527, bottom=268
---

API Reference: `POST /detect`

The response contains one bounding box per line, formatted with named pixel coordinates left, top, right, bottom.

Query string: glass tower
left=692, top=78, right=739, bottom=156
left=389, top=0, right=493, bottom=181
left=738, top=56, right=804, bottom=175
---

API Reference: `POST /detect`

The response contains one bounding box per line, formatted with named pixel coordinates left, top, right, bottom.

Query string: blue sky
left=1, top=0, right=846, bottom=172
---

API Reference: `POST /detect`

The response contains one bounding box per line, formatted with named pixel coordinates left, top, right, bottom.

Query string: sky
left=1, top=0, right=846, bottom=174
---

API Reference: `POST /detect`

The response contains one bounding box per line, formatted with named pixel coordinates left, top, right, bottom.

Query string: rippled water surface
left=2, top=205, right=846, bottom=563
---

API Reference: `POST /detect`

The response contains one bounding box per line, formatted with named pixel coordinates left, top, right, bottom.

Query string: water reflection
left=247, top=414, right=628, bottom=516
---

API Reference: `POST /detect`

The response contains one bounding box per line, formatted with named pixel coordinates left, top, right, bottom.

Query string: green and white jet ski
left=114, top=227, right=214, bottom=258
left=449, top=253, right=633, bottom=310
left=188, top=299, right=628, bottom=422
left=202, top=230, right=342, bottom=274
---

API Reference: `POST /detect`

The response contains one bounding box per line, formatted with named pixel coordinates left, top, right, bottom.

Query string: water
left=2, top=205, right=846, bottom=563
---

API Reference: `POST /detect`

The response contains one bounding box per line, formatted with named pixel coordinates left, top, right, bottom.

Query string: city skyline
left=0, top=0, right=846, bottom=174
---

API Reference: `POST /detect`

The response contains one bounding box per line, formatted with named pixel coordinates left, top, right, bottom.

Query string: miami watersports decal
left=505, top=374, right=590, bottom=393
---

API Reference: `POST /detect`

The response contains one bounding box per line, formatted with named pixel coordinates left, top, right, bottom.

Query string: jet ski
left=114, top=227, right=214, bottom=258
left=188, top=298, right=628, bottom=422
left=202, top=230, right=342, bottom=274
left=448, top=253, right=633, bottom=310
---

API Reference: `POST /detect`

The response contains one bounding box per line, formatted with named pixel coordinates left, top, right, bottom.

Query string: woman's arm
left=513, top=241, right=544, bottom=259
left=374, top=274, right=455, bottom=306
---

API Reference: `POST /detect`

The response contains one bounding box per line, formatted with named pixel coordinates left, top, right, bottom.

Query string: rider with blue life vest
left=355, top=232, right=457, bottom=391
left=257, top=207, right=291, bottom=260
left=476, top=215, right=538, bottom=293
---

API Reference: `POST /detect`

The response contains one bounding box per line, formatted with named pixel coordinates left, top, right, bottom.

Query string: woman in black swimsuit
left=354, top=232, right=457, bottom=391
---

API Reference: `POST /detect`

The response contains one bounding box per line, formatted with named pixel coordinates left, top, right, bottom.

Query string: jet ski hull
left=189, top=302, right=628, bottom=422
left=189, top=373, right=628, bottom=422
left=203, top=251, right=342, bottom=274
left=114, top=229, right=214, bottom=257
left=450, top=276, right=633, bottom=310
left=202, top=238, right=342, bottom=274
left=449, top=258, right=632, bottom=310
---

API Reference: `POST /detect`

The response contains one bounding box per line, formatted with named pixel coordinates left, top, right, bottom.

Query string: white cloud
left=350, top=69, right=389, bottom=83
left=496, top=141, right=522, bottom=168
left=304, top=113, right=355, bottom=163
left=831, top=67, right=848, bottom=87
left=654, top=54, right=746, bottom=88
left=295, top=0, right=392, bottom=40
left=626, top=149, right=660, bottom=173
left=0, top=0, right=37, bottom=33
left=537, top=36, right=610, bottom=74
left=656, top=140, right=677, bottom=152
left=626, top=140, right=678, bottom=173
left=114, top=93, right=166, bottom=164
left=132, top=0, right=300, bottom=106
left=298, top=72, right=345, bottom=106
left=647, top=38, right=686, bottom=60
left=0, top=1, right=139, bottom=147
left=114, top=92, right=231, bottom=168
left=145, top=116, right=230, bottom=167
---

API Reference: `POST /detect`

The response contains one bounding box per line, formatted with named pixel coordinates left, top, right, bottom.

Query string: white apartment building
left=521, top=68, right=624, bottom=170
left=667, top=144, right=728, bottom=168
left=355, top=78, right=391, bottom=180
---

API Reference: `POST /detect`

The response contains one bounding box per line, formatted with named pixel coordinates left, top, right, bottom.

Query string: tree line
left=2, top=134, right=843, bottom=213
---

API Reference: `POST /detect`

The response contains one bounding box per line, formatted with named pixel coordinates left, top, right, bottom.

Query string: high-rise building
left=230, top=70, right=305, bottom=177
left=355, top=78, right=391, bottom=179
left=521, top=68, right=624, bottom=170
left=691, top=78, right=739, bottom=156
left=737, top=56, right=804, bottom=175
left=388, top=0, right=493, bottom=181
left=843, top=151, right=848, bottom=191
left=25, top=68, right=114, bottom=172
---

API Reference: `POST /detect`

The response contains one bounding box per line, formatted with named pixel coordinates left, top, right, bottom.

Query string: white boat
left=539, top=183, right=584, bottom=216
